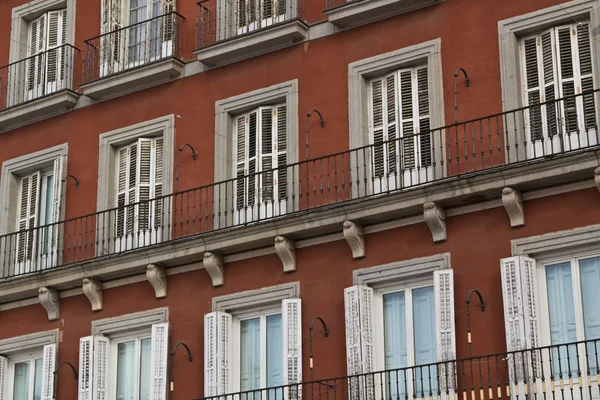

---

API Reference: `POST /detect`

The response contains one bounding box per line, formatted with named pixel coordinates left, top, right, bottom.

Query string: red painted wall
left=1, top=188, right=599, bottom=399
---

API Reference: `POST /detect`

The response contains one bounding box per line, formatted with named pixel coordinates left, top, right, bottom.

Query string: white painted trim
left=212, top=282, right=299, bottom=313
left=91, top=307, right=168, bottom=335
left=512, top=224, right=600, bottom=257
left=0, top=329, right=58, bottom=355
left=353, top=252, right=451, bottom=286
left=0, top=143, right=68, bottom=236
left=96, top=115, right=175, bottom=213
left=10, top=0, right=76, bottom=63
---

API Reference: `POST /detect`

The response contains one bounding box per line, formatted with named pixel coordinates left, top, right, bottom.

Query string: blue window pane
left=13, top=361, right=30, bottom=400
left=413, top=286, right=436, bottom=398
left=579, top=257, right=600, bottom=374
left=267, top=314, right=283, bottom=399
left=117, top=340, right=136, bottom=400
left=383, top=291, right=408, bottom=400
left=240, top=318, right=261, bottom=392
left=34, top=358, right=43, bottom=400
left=139, top=338, right=152, bottom=400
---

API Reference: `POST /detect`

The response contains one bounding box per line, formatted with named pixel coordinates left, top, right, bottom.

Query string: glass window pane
left=579, top=256, right=600, bottom=374
left=383, top=291, right=407, bottom=400
left=33, top=358, right=43, bottom=400
left=240, top=318, right=261, bottom=392
left=13, top=361, right=30, bottom=400
left=412, top=286, right=436, bottom=397
left=546, top=262, right=577, bottom=376
left=139, top=338, right=152, bottom=400
left=266, top=313, right=283, bottom=396
left=116, top=340, right=137, bottom=400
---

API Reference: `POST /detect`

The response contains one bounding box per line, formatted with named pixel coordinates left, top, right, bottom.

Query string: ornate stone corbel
left=502, top=187, right=525, bottom=227
left=146, top=264, right=167, bottom=298
left=595, top=167, right=600, bottom=193
left=274, top=236, right=296, bottom=272
left=204, top=252, right=224, bottom=287
left=82, top=278, right=103, bottom=311
left=38, top=286, right=59, bottom=321
left=423, top=202, right=446, bottom=243
left=343, top=220, right=365, bottom=259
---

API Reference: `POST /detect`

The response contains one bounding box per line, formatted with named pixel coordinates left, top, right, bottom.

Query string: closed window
left=114, top=335, right=152, bottom=400
left=26, top=10, right=67, bottom=102
left=233, top=105, right=287, bottom=223
left=0, top=344, right=56, bottom=400
left=114, top=137, right=164, bottom=251
left=368, top=66, right=432, bottom=194
left=520, top=22, right=597, bottom=157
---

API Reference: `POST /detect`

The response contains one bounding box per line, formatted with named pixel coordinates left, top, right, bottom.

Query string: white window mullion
left=260, top=315, right=267, bottom=389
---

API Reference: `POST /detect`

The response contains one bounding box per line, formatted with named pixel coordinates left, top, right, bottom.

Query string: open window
left=0, top=344, right=56, bottom=400
left=236, top=0, right=287, bottom=35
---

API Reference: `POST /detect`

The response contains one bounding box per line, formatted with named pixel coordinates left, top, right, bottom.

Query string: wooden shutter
left=556, top=25, right=579, bottom=134
left=282, top=299, right=302, bottom=398
left=237, top=0, right=247, bottom=29
left=41, top=343, right=57, bottom=400
left=577, top=23, right=596, bottom=130
left=434, top=270, right=456, bottom=393
left=101, top=0, right=112, bottom=34
left=138, top=139, right=153, bottom=234
left=45, top=10, right=66, bottom=88
left=344, top=285, right=374, bottom=376
left=49, top=157, right=63, bottom=265
left=541, top=31, right=558, bottom=138
left=153, top=138, right=164, bottom=232
left=248, top=111, right=258, bottom=208
left=399, top=69, right=416, bottom=170
left=260, top=107, right=275, bottom=203
left=149, top=323, right=169, bottom=400
left=275, top=104, right=287, bottom=203
left=17, top=172, right=41, bottom=266
left=78, top=336, right=94, bottom=400
left=162, top=0, right=176, bottom=42
left=416, top=67, right=432, bottom=167
left=0, top=355, right=7, bottom=400
left=204, top=311, right=232, bottom=396
left=116, top=145, right=130, bottom=239
left=235, top=115, right=247, bottom=211
left=522, top=36, right=544, bottom=142
left=92, top=336, right=110, bottom=400
left=369, top=77, right=385, bottom=178
left=27, top=13, right=47, bottom=96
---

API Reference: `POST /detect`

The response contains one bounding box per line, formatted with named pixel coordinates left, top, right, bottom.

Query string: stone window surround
left=214, top=80, right=300, bottom=185
left=0, top=143, right=68, bottom=236
left=498, top=0, right=600, bottom=156
left=96, top=115, right=175, bottom=214
left=91, top=307, right=168, bottom=336
left=212, top=281, right=299, bottom=315
left=0, top=329, right=58, bottom=356
left=352, top=252, right=451, bottom=286
left=348, top=38, right=444, bottom=152
left=511, top=224, right=600, bottom=258
left=10, top=0, right=77, bottom=64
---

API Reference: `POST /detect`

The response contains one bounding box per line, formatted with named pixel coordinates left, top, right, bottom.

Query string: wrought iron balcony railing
left=0, top=44, right=79, bottom=110
left=192, top=338, right=600, bottom=400
left=195, top=0, right=305, bottom=48
left=82, top=12, right=184, bottom=84
left=1, top=89, right=599, bottom=278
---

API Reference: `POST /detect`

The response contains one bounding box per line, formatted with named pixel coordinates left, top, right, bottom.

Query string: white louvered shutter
left=260, top=106, right=275, bottom=204
left=204, top=311, right=232, bottom=397
left=522, top=35, right=545, bottom=142
left=153, top=138, right=164, bottom=234
left=45, top=10, right=66, bottom=92
left=235, top=114, right=247, bottom=212
left=149, top=323, right=169, bottom=400
left=415, top=67, right=432, bottom=168
left=41, top=343, right=57, bottom=400
left=16, top=171, right=41, bottom=273
left=399, top=69, right=417, bottom=171
left=101, top=0, right=112, bottom=34
left=0, top=355, right=7, bottom=400
left=282, top=299, right=302, bottom=399
left=275, top=104, right=287, bottom=204
left=162, top=0, right=176, bottom=44
left=138, top=138, right=153, bottom=236
left=47, top=157, right=63, bottom=268
left=235, top=112, right=258, bottom=211
left=27, top=13, right=47, bottom=99
left=556, top=25, right=580, bottom=134
left=78, top=336, right=94, bottom=400
left=92, top=336, right=110, bottom=400
left=369, top=76, right=387, bottom=180
left=434, top=270, right=456, bottom=394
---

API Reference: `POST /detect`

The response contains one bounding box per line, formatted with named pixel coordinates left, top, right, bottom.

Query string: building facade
left=0, top=0, right=599, bottom=398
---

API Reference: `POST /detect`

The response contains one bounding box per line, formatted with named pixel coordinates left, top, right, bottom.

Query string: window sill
left=324, top=0, right=442, bottom=29
left=193, top=19, right=309, bottom=68
left=80, top=57, right=184, bottom=101
left=0, top=90, right=79, bottom=133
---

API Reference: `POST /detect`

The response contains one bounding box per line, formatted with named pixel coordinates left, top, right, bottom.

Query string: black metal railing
left=0, top=44, right=79, bottom=110
left=324, top=0, right=351, bottom=10
left=193, top=338, right=600, bottom=400
left=195, top=0, right=305, bottom=48
left=82, top=12, right=184, bottom=84
left=1, top=89, right=599, bottom=278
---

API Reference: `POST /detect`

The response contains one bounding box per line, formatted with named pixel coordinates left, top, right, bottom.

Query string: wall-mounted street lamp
left=309, top=316, right=329, bottom=381
left=61, top=174, right=80, bottom=189
left=305, top=110, right=325, bottom=160
left=52, top=361, right=78, bottom=400
left=453, top=67, right=471, bottom=124
left=175, top=144, right=198, bottom=193
left=466, top=289, right=486, bottom=357
left=170, top=341, right=193, bottom=398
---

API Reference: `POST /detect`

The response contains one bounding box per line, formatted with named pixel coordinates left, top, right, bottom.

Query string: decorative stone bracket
left=423, top=202, right=446, bottom=243
left=275, top=236, right=296, bottom=272
left=82, top=278, right=103, bottom=311
left=146, top=264, right=167, bottom=298
left=204, top=252, right=224, bottom=287
left=38, top=287, right=60, bottom=321
left=343, top=220, right=365, bottom=259
left=595, top=167, right=600, bottom=193
left=502, top=187, right=525, bottom=227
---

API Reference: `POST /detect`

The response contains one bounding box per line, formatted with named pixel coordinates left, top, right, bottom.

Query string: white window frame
left=108, top=329, right=153, bottom=400
left=231, top=304, right=283, bottom=392
left=5, top=350, right=44, bottom=400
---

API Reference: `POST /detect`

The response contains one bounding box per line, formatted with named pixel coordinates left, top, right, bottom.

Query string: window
left=236, top=0, right=287, bottom=35
left=233, top=105, right=287, bottom=224
left=204, top=295, right=301, bottom=397
left=79, top=319, right=168, bottom=400
left=520, top=22, right=597, bottom=158
left=25, top=10, right=67, bottom=102
left=344, top=256, right=455, bottom=400
left=14, top=158, right=62, bottom=275
left=368, top=66, right=432, bottom=194
left=114, top=137, right=164, bottom=252
left=0, top=343, right=56, bottom=400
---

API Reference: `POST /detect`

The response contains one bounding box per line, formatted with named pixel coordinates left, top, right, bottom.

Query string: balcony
left=194, top=0, right=308, bottom=68
left=80, top=12, right=185, bottom=101
left=323, top=0, right=441, bottom=29
left=191, top=338, right=600, bottom=400
left=0, top=90, right=598, bottom=296
left=0, top=44, right=79, bottom=132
